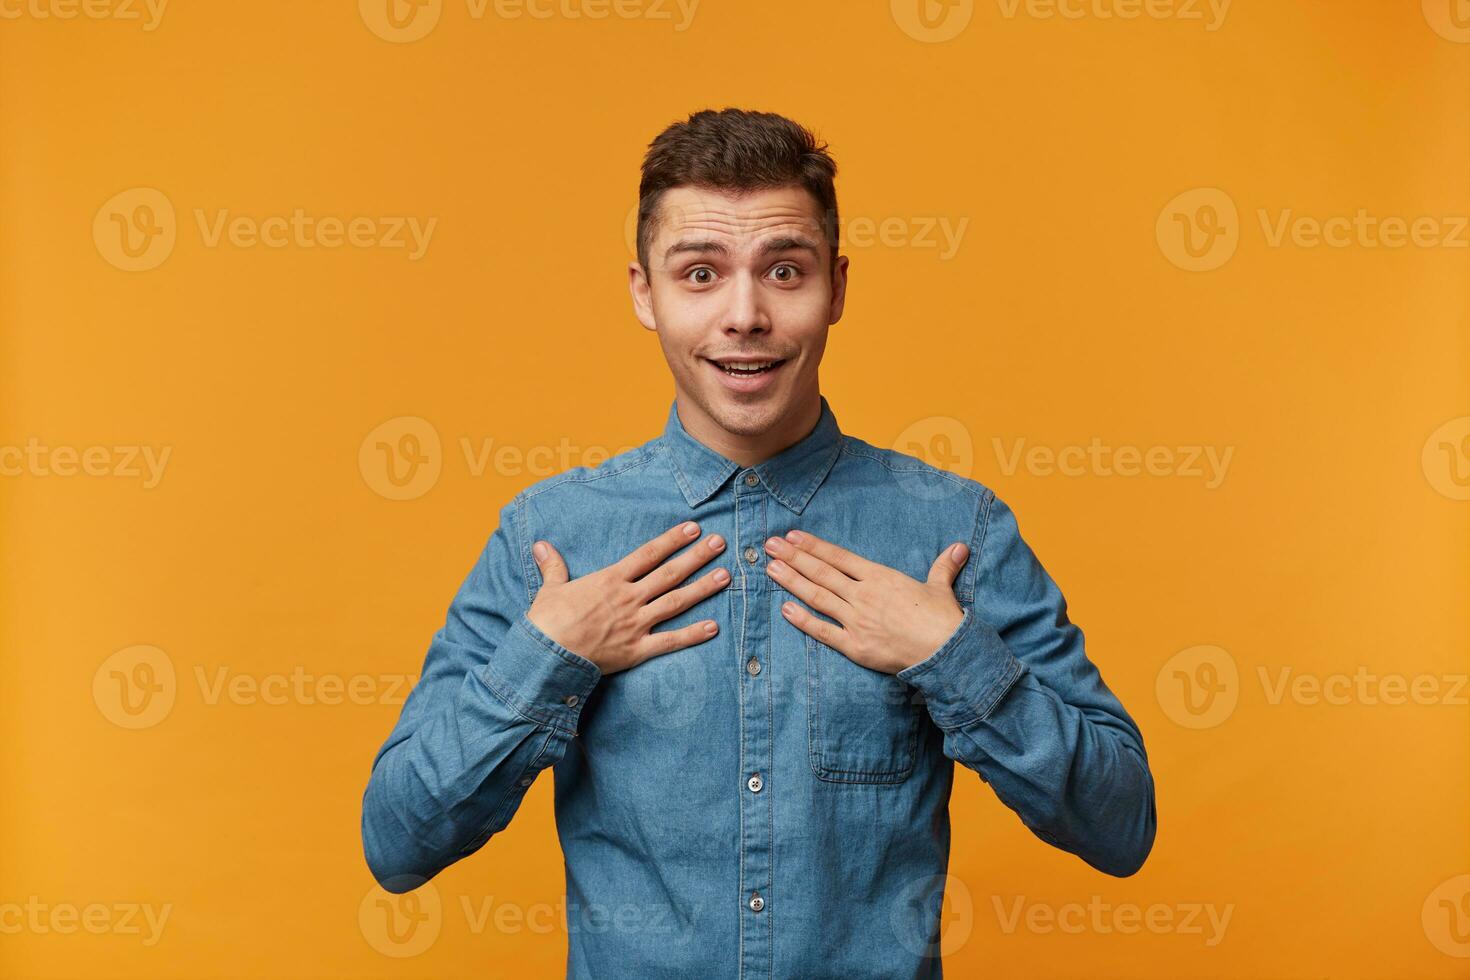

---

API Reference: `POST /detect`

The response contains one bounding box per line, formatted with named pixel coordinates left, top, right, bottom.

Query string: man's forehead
left=655, top=185, right=825, bottom=239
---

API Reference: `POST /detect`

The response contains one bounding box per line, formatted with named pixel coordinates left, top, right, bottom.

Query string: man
left=361, top=107, right=1156, bottom=979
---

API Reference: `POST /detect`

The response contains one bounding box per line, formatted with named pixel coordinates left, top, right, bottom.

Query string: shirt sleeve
left=896, top=490, right=1157, bottom=877
left=360, top=497, right=602, bottom=892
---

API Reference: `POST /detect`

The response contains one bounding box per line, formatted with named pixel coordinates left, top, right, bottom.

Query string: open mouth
left=706, top=357, right=787, bottom=378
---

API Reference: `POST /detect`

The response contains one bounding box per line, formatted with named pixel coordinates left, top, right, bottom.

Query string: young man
left=361, top=107, right=1156, bottom=979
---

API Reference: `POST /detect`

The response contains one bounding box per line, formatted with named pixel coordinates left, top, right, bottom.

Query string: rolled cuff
left=897, top=606, right=1027, bottom=729
left=481, top=612, right=602, bottom=735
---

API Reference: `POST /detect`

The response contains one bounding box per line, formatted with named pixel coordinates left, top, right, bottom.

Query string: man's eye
left=687, top=267, right=715, bottom=285
left=770, top=264, right=800, bottom=282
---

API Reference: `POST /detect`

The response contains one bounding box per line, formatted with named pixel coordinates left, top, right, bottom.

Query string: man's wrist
left=896, top=606, right=1026, bottom=729
left=481, top=612, right=602, bottom=735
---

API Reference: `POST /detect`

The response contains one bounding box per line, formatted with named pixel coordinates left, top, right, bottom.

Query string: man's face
left=629, top=184, right=848, bottom=441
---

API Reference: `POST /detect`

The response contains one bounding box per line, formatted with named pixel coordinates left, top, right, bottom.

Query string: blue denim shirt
left=361, top=395, right=1157, bottom=979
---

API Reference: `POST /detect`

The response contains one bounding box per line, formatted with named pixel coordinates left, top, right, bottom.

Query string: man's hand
left=527, top=521, right=730, bottom=675
left=763, top=530, right=970, bottom=674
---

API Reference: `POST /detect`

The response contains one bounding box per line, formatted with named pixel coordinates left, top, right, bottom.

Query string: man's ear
left=628, top=261, right=657, bottom=332
left=828, top=253, right=849, bottom=325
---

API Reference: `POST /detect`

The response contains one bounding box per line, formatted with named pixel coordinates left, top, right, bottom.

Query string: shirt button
left=519, top=775, right=534, bottom=787
left=743, top=546, right=759, bottom=564
left=564, top=694, right=579, bottom=707
left=749, top=892, right=764, bottom=913
left=746, top=657, right=761, bottom=677
left=744, top=472, right=759, bottom=486
left=747, top=773, right=763, bottom=793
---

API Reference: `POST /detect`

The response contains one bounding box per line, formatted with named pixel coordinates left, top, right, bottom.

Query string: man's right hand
left=525, top=521, right=730, bottom=675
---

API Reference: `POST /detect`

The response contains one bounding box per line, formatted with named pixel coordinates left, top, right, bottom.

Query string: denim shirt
left=361, top=394, right=1157, bottom=979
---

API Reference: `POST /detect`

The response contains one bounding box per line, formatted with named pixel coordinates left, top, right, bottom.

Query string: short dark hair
left=636, top=107, right=839, bottom=273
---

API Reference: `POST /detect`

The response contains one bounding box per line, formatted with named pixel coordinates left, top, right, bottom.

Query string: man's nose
left=721, top=272, right=770, bottom=335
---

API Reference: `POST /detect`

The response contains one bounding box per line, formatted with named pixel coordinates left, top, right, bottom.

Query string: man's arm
left=896, top=491, right=1158, bottom=877
left=360, top=498, right=601, bottom=892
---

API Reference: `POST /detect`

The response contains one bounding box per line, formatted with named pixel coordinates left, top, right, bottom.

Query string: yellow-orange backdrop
left=2, top=1, right=1468, bottom=977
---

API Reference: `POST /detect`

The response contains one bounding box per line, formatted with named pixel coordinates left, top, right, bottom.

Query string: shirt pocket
left=805, top=632, right=921, bottom=784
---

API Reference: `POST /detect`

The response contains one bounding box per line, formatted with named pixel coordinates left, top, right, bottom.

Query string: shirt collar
left=659, top=394, right=844, bottom=515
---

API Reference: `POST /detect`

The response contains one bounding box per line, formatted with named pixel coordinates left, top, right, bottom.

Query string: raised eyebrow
left=758, top=236, right=822, bottom=258
left=664, top=239, right=729, bottom=261
left=662, top=235, right=823, bottom=263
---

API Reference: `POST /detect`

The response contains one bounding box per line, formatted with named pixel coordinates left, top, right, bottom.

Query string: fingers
left=617, top=521, right=705, bottom=581
left=765, top=551, right=853, bottom=624
left=640, top=565, right=731, bottom=627
left=532, top=539, right=569, bottom=586
left=764, top=535, right=857, bottom=603
left=781, top=529, right=875, bottom=580
left=637, top=618, right=720, bottom=664
left=926, top=542, right=970, bottom=588
left=633, top=531, right=726, bottom=600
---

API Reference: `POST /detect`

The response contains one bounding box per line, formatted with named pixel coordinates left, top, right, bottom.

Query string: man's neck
left=675, top=393, right=822, bottom=470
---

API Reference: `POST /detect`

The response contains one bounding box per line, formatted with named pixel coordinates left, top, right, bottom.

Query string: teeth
left=717, top=360, right=777, bottom=373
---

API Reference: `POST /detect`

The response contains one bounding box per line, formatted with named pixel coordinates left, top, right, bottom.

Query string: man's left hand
left=763, top=530, right=970, bottom=674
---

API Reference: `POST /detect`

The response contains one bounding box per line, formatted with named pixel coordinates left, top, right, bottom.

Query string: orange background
left=2, top=1, right=1468, bottom=976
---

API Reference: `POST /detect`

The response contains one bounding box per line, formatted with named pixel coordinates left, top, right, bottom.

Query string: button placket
left=734, top=464, right=772, bottom=976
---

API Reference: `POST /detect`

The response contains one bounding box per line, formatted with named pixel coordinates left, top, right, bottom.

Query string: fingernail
left=786, top=530, right=803, bottom=543
left=952, top=543, right=967, bottom=561
left=709, top=534, right=724, bottom=549
left=714, top=568, right=729, bottom=583
left=682, top=521, right=698, bottom=536
left=704, top=621, right=718, bottom=634
left=533, top=542, right=547, bottom=561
